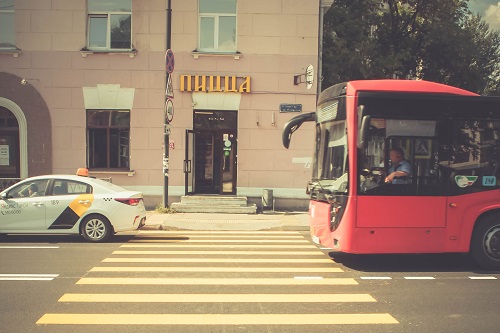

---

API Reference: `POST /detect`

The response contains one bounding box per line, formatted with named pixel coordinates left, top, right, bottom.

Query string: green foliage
left=155, top=204, right=176, bottom=214
left=322, top=0, right=500, bottom=95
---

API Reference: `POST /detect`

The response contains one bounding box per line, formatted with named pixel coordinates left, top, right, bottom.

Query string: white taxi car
left=0, top=169, right=146, bottom=242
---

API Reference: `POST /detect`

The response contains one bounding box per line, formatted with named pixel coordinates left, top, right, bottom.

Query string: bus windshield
left=312, top=120, right=347, bottom=194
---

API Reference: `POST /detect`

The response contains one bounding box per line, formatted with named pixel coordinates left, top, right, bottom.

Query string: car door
left=45, top=179, right=93, bottom=230
left=0, top=179, right=49, bottom=231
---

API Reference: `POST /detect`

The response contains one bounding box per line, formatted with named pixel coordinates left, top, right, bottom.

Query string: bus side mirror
left=282, top=112, right=316, bottom=149
left=357, top=105, right=365, bottom=129
left=357, top=115, right=371, bottom=149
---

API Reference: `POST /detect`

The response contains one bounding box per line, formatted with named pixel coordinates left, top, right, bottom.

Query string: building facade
left=0, top=0, right=321, bottom=209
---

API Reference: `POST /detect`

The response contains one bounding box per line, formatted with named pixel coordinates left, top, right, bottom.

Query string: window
left=87, top=110, right=130, bottom=170
left=8, top=179, right=49, bottom=198
left=87, top=0, right=132, bottom=50
left=0, top=0, right=15, bottom=49
left=444, top=119, right=500, bottom=195
left=52, top=180, right=91, bottom=195
left=198, top=0, right=237, bottom=52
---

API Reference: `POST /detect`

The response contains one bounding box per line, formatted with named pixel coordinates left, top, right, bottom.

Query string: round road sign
left=165, top=99, right=174, bottom=123
left=165, top=49, right=175, bottom=74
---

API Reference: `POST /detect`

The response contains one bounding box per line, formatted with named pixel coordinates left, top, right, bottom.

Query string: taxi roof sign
left=76, top=168, right=89, bottom=177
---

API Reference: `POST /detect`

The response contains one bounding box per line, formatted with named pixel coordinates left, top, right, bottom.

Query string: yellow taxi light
left=76, top=168, right=89, bottom=177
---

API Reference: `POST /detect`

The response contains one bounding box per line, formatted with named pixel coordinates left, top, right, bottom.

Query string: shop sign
left=180, top=75, right=251, bottom=93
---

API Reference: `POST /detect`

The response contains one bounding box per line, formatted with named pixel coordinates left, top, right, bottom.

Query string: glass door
left=190, top=110, right=238, bottom=195
left=221, top=131, right=237, bottom=194
left=184, top=130, right=195, bottom=195
left=194, top=131, right=216, bottom=193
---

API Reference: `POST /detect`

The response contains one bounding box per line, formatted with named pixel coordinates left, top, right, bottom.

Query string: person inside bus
left=385, top=147, right=412, bottom=184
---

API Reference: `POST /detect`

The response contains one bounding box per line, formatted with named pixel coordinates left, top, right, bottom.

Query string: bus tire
left=470, top=214, right=500, bottom=270
left=80, top=214, right=113, bottom=243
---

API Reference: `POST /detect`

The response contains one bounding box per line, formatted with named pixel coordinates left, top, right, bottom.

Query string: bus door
left=356, top=130, right=447, bottom=253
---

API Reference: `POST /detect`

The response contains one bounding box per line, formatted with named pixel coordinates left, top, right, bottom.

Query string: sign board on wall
left=180, top=75, right=251, bottom=93
left=280, top=104, right=302, bottom=112
left=0, top=145, right=9, bottom=166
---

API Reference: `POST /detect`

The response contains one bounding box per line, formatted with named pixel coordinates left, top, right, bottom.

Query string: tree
left=322, top=0, right=500, bottom=95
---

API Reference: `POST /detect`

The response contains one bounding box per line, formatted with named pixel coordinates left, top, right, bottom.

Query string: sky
left=468, top=0, right=500, bottom=30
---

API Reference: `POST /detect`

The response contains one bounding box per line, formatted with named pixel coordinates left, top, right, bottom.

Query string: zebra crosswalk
left=36, top=230, right=399, bottom=329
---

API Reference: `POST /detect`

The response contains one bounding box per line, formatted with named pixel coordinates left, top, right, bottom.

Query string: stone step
left=170, top=202, right=257, bottom=214
left=171, top=195, right=257, bottom=214
left=179, top=195, right=248, bottom=206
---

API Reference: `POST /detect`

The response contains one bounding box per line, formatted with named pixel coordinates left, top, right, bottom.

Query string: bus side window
left=446, top=119, right=500, bottom=194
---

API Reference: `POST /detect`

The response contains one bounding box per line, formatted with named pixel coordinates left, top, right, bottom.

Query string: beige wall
left=0, top=0, right=318, bottom=201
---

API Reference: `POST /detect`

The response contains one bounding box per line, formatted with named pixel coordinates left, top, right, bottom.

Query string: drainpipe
left=318, top=0, right=334, bottom=97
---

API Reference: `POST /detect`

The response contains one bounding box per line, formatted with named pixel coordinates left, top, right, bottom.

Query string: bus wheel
left=80, top=215, right=113, bottom=242
left=471, top=215, right=500, bottom=270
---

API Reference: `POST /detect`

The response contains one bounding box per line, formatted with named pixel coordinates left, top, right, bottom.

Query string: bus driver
left=385, top=147, right=411, bottom=184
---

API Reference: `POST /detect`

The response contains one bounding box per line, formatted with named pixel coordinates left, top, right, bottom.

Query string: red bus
left=283, top=80, right=500, bottom=270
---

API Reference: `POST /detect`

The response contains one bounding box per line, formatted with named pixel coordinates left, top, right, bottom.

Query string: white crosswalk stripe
left=36, top=231, right=399, bottom=328
left=0, top=274, right=58, bottom=281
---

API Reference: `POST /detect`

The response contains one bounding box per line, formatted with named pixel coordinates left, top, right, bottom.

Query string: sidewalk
left=142, top=211, right=309, bottom=231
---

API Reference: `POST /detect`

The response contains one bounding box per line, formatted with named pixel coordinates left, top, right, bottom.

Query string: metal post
left=163, top=0, right=172, bottom=207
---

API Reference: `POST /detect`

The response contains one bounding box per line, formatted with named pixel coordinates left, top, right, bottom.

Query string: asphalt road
left=0, top=230, right=499, bottom=333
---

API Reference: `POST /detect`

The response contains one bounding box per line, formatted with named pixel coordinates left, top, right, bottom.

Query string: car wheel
left=470, top=214, right=500, bottom=270
left=80, top=215, right=113, bottom=242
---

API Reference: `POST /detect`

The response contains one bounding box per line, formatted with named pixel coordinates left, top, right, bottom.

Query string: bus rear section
left=283, top=80, right=500, bottom=270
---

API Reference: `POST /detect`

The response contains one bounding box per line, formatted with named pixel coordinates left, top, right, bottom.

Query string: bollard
left=262, top=189, right=274, bottom=212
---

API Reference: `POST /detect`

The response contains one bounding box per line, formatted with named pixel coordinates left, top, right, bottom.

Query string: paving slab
left=142, top=211, right=309, bottom=231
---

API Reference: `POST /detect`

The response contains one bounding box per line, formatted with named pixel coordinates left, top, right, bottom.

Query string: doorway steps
left=170, top=195, right=257, bottom=214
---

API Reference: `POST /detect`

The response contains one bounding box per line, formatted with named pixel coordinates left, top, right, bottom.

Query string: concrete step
left=171, top=195, right=257, bottom=214
left=179, top=195, right=248, bottom=206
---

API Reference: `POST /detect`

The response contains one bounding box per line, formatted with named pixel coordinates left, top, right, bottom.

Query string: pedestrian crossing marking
left=59, top=293, right=375, bottom=303
left=35, top=231, right=399, bottom=328
left=76, top=277, right=358, bottom=285
left=112, top=250, right=324, bottom=256
left=37, top=313, right=398, bottom=325
left=121, top=244, right=318, bottom=248
left=90, top=266, right=344, bottom=273
left=102, top=258, right=334, bottom=263
left=129, top=239, right=310, bottom=243
left=138, top=235, right=307, bottom=239
left=0, top=274, right=59, bottom=281
left=138, top=231, right=302, bottom=235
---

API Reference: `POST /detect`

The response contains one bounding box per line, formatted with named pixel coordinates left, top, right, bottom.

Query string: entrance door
left=221, top=131, right=237, bottom=194
left=184, top=130, right=195, bottom=195
left=185, top=110, right=237, bottom=195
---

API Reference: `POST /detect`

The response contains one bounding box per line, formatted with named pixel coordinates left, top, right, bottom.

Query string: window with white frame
left=0, top=0, right=15, bottom=49
left=87, top=110, right=130, bottom=170
left=199, top=0, right=237, bottom=52
left=87, top=0, right=132, bottom=50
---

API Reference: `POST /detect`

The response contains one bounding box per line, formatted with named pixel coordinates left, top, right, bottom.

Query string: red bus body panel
left=309, top=79, right=498, bottom=255
left=310, top=190, right=500, bottom=254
